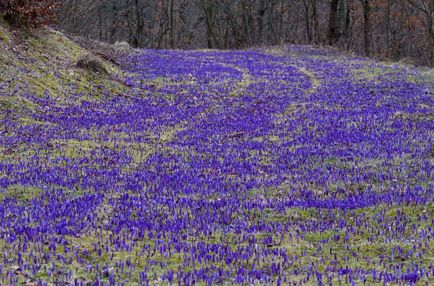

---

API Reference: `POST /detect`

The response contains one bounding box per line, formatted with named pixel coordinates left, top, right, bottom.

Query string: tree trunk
left=337, top=0, right=347, bottom=35
left=241, top=0, right=250, bottom=46
left=384, top=0, right=391, bottom=58
left=110, top=0, right=117, bottom=43
left=204, top=2, right=223, bottom=49
left=169, top=0, right=175, bottom=48
left=428, top=18, right=434, bottom=66
left=134, top=0, right=144, bottom=47
left=303, top=0, right=312, bottom=43
left=257, top=0, right=266, bottom=44
left=361, top=0, right=371, bottom=56
left=312, top=0, right=319, bottom=43
left=328, top=0, right=339, bottom=44
left=267, top=1, right=279, bottom=44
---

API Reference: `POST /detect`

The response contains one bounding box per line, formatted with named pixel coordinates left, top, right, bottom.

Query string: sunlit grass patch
left=0, top=185, right=42, bottom=202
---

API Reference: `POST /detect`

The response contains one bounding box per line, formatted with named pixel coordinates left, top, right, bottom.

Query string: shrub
left=0, top=0, right=60, bottom=28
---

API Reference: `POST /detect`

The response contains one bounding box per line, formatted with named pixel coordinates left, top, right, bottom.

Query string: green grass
left=0, top=185, right=43, bottom=202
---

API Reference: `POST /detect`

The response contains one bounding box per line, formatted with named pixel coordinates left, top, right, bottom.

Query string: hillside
left=0, top=18, right=129, bottom=126
left=0, top=22, right=433, bottom=285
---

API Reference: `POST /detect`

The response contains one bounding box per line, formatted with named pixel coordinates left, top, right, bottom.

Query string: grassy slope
left=0, top=18, right=127, bottom=126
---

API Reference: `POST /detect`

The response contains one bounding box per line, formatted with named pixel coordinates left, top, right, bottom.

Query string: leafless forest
left=55, top=0, right=433, bottom=66
left=0, top=1, right=432, bottom=65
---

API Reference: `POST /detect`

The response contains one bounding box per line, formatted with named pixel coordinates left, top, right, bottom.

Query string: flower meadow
left=0, top=46, right=433, bottom=285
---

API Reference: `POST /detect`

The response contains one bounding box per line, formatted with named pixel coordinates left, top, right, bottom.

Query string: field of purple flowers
left=0, top=44, right=433, bottom=285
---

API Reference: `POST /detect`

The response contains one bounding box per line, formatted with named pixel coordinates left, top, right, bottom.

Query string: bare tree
left=359, top=0, right=371, bottom=56
left=405, top=0, right=434, bottom=64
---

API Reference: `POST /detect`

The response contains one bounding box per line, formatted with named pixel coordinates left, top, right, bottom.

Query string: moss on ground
left=0, top=22, right=128, bottom=109
left=0, top=26, right=10, bottom=43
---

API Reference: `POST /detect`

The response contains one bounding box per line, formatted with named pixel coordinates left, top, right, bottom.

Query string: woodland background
left=1, top=0, right=434, bottom=66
